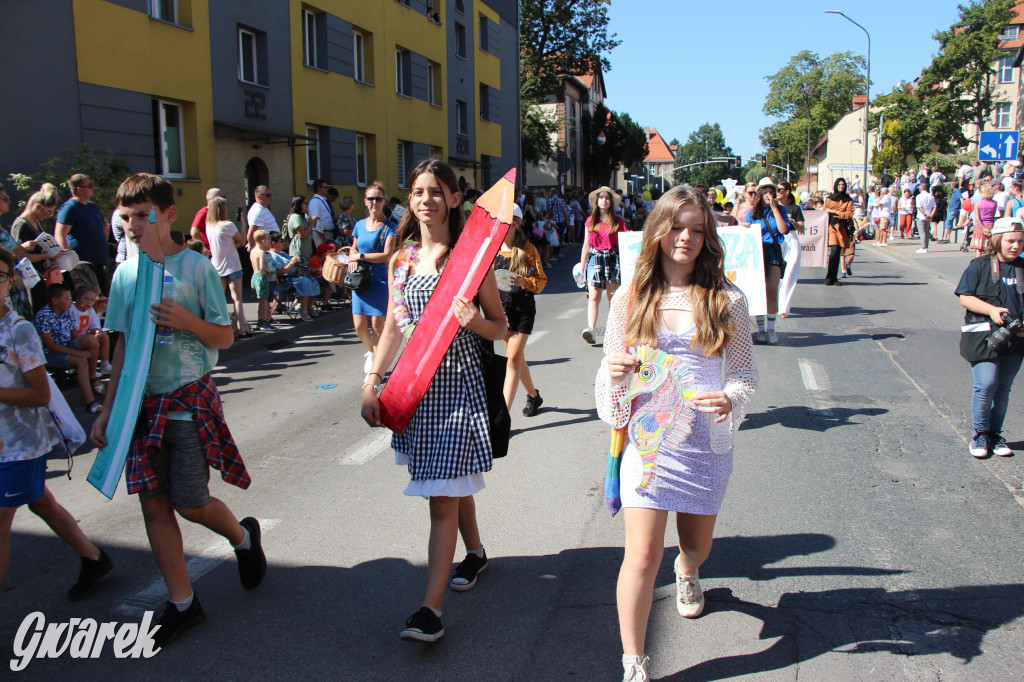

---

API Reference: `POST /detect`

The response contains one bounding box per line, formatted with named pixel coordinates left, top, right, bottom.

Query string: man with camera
left=955, top=216, right=1024, bottom=458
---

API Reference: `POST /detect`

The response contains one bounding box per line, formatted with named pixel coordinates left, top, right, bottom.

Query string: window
left=397, top=140, right=411, bottom=188
left=996, top=103, right=1012, bottom=128
left=305, top=126, right=320, bottom=185
left=455, top=23, right=466, bottom=59
left=303, top=9, right=325, bottom=69
left=1001, top=25, right=1020, bottom=41
left=154, top=100, right=185, bottom=178
left=479, top=84, right=490, bottom=121
left=455, top=0, right=464, bottom=13
left=395, top=49, right=411, bottom=96
left=479, top=17, right=489, bottom=52
left=150, top=0, right=176, bottom=23
left=427, top=62, right=440, bottom=105
left=238, top=27, right=266, bottom=85
left=356, top=135, right=368, bottom=187
left=1000, top=56, right=1015, bottom=83
left=353, top=30, right=366, bottom=82
left=456, top=100, right=468, bottom=134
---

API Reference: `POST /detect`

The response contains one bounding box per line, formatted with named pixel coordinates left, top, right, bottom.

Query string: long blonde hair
left=505, top=225, right=536, bottom=277
left=23, top=183, right=58, bottom=216
left=624, top=185, right=734, bottom=356
left=206, top=196, right=228, bottom=224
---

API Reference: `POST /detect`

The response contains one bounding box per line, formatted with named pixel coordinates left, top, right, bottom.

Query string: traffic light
left=760, top=156, right=767, bottom=168
left=734, top=157, right=742, bottom=168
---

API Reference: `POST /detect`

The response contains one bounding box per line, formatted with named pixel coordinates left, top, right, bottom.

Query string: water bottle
left=156, top=273, right=176, bottom=344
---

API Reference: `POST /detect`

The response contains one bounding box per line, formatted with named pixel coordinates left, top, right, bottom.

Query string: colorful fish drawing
left=617, top=345, right=697, bottom=496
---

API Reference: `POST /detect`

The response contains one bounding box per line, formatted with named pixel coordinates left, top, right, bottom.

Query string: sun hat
left=513, top=203, right=523, bottom=220
left=588, top=186, right=622, bottom=211
left=756, top=177, right=777, bottom=191
left=991, top=216, right=1024, bottom=235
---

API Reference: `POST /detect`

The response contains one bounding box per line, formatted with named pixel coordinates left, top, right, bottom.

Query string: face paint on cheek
left=149, top=208, right=157, bottom=224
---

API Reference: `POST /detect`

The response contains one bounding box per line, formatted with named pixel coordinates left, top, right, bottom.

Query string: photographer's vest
left=960, top=256, right=1024, bottom=362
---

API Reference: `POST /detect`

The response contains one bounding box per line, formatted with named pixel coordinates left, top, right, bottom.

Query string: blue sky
left=602, top=0, right=965, bottom=160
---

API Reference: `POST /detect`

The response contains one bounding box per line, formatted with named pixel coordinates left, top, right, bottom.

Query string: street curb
left=219, top=306, right=351, bottom=361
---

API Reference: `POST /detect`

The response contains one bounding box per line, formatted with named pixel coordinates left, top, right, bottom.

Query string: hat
left=315, top=242, right=337, bottom=255
left=589, top=186, right=622, bottom=211
left=991, top=216, right=1024, bottom=235
left=1011, top=160, right=1022, bottom=168
left=756, top=177, right=777, bottom=191
left=513, top=203, right=523, bottom=221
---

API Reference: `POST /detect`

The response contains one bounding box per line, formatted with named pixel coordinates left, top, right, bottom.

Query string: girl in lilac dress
left=596, top=185, right=758, bottom=682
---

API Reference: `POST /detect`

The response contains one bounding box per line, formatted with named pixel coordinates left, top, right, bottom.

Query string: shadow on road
left=789, top=306, right=893, bottom=318
left=740, top=405, right=888, bottom=432
left=664, top=583, right=1024, bottom=681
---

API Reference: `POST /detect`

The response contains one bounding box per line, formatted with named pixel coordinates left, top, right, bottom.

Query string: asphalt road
left=3, top=237, right=1023, bottom=680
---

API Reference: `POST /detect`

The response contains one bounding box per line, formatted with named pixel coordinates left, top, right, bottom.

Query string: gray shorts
left=138, top=419, right=211, bottom=509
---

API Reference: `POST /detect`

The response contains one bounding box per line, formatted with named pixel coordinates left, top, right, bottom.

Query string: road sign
left=827, top=163, right=874, bottom=171
left=979, top=131, right=1018, bottom=161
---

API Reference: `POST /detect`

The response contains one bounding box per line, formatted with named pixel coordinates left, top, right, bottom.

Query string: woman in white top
left=871, top=188, right=893, bottom=247
left=206, top=196, right=250, bottom=338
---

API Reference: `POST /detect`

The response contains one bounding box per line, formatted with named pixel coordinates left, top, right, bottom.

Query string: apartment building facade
left=1, top=0, right=520, bottom=217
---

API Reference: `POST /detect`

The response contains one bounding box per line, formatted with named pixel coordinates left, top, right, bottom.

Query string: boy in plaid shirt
left=91, top=173, right=266, bottom=647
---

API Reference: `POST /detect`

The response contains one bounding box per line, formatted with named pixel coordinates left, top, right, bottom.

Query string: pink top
left=586, top=216, right=625, bottom=251
left=977, top=198, right=997, bottom=226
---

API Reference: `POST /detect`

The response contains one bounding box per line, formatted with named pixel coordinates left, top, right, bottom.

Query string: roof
left=999, top=3, right=1024, bottom=49
left=644, top=128, right=675, bottom=163
left=811, top=135, right=827, bottom=155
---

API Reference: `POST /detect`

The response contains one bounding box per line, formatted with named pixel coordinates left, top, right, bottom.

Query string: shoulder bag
left=344, top=221, right=390, bottom=292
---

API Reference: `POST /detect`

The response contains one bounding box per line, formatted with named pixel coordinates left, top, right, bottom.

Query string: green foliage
left=672, top=123, right=742, bottom=187
left=520, top=0, right=620, bottom=102
left=581, top=104, right=648, bottom=188
left=759, top=51, right=868, bottom=180
left=7, top=143, right=132, bottom=218
left=872, top=119, right=910, bottom=177
left=919, top=0, right=1016, bottom=143
left=870, top=83, right=962, bottom=161
left=521, top=100, right=560, bottom=167
left=920, top=152, right=970, bottom=176
left=745, top=167, right=770, bottom=184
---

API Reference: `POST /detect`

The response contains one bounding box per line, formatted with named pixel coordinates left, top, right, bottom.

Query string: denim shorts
left=224, top=270, right=243, bottom=283
left=44, top=336, right=83, bottom=369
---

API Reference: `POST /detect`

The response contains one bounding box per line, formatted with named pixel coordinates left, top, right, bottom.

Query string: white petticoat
left=395, top=452, right=486, bottom=499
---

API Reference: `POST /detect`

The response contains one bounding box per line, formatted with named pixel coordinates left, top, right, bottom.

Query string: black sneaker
left=522, top=390, right=544, bottom=417
left=399, top=607, right=444, bottom=643
left=153, top=595, right=206, bottom=649
left=67, top=548, right=113, bottom=601
left=449, top=550, right=488, bottom=592
left=235, top=517, right=267, bottom=590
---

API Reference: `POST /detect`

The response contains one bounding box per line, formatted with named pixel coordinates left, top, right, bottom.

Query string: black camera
left=987, top=312, right=1024, bottom=351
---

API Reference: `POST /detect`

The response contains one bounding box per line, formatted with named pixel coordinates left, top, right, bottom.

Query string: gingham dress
left=391, top=274, right=493, bottom=486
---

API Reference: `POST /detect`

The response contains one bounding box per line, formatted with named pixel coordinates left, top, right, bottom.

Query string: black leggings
left=825, top=245, right=843, bottom=284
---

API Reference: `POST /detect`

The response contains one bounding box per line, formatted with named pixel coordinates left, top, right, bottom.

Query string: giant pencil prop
left=88, top=209, right=165, bottom=498
left=379, top=168, right=516, bottom=433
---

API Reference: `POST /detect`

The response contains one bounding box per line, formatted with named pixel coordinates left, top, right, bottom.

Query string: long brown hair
left=588, top=191, right=619, bottom=233
left=395, top=159, right=463, bottom=270
left=625, top=185, right=734, bottom=356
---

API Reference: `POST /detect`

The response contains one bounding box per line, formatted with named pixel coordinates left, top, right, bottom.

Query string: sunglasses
left=259, top=193, right=272, bottom=198
left=366, top=196, right=385, bottom=203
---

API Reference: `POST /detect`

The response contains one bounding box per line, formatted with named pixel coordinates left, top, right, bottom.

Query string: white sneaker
left=581, top=328, right=595, bottom=344
left=363, top=351, right=375, bottom=374
left=766, top=330, right=780, bottom=345
left=299, top=311, right=314, bottom=322
left=991, top=434, right=1013, bottom=457
left=674, top=556, right=705, bottom=618
left=622, top=655, right=650, bottom=682
left=98, top=361, right=113, bottom=374
left=754, top=331, right=768, bottom=344
left=915, top=248, right=928, bottom=254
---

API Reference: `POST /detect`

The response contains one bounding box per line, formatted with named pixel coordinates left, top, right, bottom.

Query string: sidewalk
left=856, top=232, right=975, bottom=283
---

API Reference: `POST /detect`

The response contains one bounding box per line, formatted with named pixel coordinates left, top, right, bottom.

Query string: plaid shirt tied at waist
left=127, top=373, right=250, bottom=495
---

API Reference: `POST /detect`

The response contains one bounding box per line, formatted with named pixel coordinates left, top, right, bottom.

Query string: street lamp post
left=827, top=10, right=870, bottom=190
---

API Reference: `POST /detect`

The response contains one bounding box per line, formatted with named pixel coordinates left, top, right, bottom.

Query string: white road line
left=557, top=307, right=584, bottom=320
left=341, top=431, right=391, bottom=465
left=526, top=330, right=548, bottom=346
left=117, top=518, right=281, bottom=616
left=798, top=358, right=830, bottom=392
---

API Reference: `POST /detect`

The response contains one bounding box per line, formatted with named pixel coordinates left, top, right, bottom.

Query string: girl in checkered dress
left=361, top=160, right=508, bottom=644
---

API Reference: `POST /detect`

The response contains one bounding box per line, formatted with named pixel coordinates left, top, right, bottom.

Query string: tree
left=759, top=51, right=868, bottom=180
left=581, top=104, right=648, bottom=188
left=672, top=123, right=742, bottom=188
left=869, top=81, right=963, bottom=164
left=8, top=143, right=131, bottom=219
left=520, top=0, right=620, bottom=102
left=520, top=99, right=560, bottom=169
left=918, top=0, right=1016, bottom=150
left=872, top=119, right=911, bottom=177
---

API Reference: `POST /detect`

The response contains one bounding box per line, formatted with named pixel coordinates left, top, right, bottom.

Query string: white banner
left=718, top=226, right=767, bottom=316
left=799, top=210, right=828, bottom=268
left=617, top=231, right=644, bottom=285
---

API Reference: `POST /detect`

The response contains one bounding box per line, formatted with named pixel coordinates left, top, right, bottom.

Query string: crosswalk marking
left=526, top=330, right=548, bottom=346
left=798, top=358, right=830, bottom=392
left=341, top=431, right=391, bottom=465
left=557, top=307, right=584, bottom=320
left=116, top=518, right=282, bottom=616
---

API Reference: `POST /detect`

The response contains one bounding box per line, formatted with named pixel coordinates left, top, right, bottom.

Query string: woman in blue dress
left=351, top=181, right=398, bottom=373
